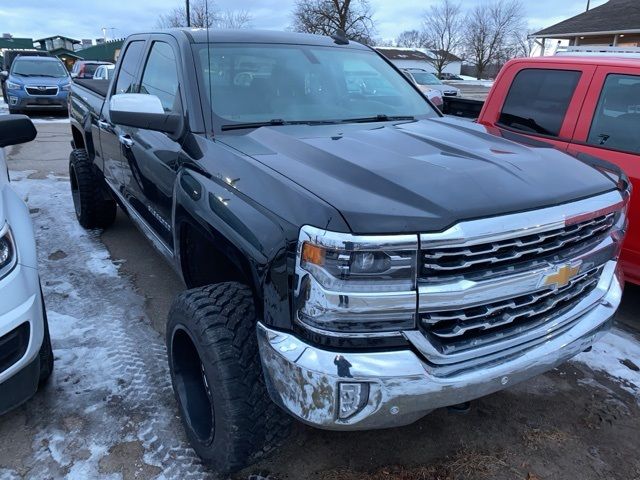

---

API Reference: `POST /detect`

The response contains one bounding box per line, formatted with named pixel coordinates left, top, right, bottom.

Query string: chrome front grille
left=421, top=212, right=615, bottom=279
left=421, top=266, right=603, bottom=355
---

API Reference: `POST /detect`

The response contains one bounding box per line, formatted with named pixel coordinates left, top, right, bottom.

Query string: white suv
left=0, top=115, right=53, bottom=414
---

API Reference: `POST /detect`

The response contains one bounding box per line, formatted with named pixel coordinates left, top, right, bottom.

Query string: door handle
left=98, top=120, right=109, bottom=130
left=118, top=134, right=134, bottom=148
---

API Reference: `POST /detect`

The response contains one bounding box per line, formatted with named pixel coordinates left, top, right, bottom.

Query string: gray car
left=404, top=68, right=461, bottom=97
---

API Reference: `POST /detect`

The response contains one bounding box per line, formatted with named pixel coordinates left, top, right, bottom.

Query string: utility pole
left=586, top=0, right=590, bottom=10
left=186, top=0, right=191, bottom=27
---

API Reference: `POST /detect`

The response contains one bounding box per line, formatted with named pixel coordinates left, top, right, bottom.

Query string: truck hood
left=218, top=118, right=617, bottom=234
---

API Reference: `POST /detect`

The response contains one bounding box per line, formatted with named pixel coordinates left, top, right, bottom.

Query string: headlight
left=61, top=83, right=71, bottom=92
left=295, top=226, right=418, bottom=336
left=298, top=227, right=417, bottom=293
left=0, top=225, right=17, bottom=279
left=6, top=81, right=21, bottom=91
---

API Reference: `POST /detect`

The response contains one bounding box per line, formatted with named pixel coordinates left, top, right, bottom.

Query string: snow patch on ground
left=575, top=329, right=640, bottom=399
left=4, top=172, right=206, bottom=479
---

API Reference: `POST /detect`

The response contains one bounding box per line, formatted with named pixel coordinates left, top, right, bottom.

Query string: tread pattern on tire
left=69, top=148, right=116, bottom=229
left=168, top=282, right=290, bottom=473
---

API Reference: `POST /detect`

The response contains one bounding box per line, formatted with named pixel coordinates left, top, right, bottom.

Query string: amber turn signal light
left=302, top=242, right=326, bottom=265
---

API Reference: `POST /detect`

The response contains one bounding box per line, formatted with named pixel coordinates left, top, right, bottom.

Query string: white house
left=375, top=47, right=462, bottom=75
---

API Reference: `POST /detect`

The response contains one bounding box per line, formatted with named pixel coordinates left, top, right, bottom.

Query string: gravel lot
left=0, top=119, right=638, bottom=480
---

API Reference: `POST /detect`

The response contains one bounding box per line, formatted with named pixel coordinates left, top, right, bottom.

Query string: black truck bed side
left=73, top=79, right=110, bottom=98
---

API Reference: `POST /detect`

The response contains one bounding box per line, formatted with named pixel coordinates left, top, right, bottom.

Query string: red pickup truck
left=446, top=56, right=639, bottom=283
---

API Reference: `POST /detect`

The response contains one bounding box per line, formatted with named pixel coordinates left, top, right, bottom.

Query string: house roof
left=35, top=35, right=81, bottom=44
left=534, top=0, right=640, bottom=37
left=76, top=39, right=124, bottom=62
left=375, top=47, right=434, bottom=61
left=0, top=37, right=35, bottom=50
left=430, top=49, right=462, bottom=63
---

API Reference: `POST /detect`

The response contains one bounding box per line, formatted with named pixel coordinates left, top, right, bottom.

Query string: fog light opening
left=338, top=382, right=369, bottom=419
left=9, top=97, right=18, bottom=106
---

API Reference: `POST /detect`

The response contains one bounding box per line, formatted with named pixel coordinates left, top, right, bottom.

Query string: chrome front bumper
left=257, top=266, right=622, bottom=430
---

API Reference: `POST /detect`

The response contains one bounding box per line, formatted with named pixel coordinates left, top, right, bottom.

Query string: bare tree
left=422, top=0, right=464, bottom=77
left=218, top=10, right=252, bottom=29
left=395, top=30, right=425, bottom=48
left=463, top=0, right=525, bottom=79
left=157, top=0, right=252, bottom=29
left=509, top=28, right=536, bottom=58
left=292, top=0, right=376, bottom=44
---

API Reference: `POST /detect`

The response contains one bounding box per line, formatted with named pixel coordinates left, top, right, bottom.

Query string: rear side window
left=114, top=41, right=145, bottom=95
left=499, top=69, right=581, bottom=137
left=587, top=74, right=640, bottom=154
left=139, top=42, right=180, bottom=112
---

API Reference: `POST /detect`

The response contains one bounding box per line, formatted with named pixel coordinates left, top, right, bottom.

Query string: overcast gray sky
left=0, top=0, right=608, bottom=43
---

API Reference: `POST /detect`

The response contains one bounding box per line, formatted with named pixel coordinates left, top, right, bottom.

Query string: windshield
left=12, top=59, right=68, bottom=78
left=410, top=72, right=442, bottom=86
left=194, top=43, right=436, bottom=126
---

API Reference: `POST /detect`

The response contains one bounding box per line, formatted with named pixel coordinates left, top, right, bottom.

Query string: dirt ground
left=1, top=121, right=639, bottom=480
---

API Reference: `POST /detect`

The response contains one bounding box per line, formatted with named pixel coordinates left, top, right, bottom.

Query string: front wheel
left=166, top=282, right=290, bottom=474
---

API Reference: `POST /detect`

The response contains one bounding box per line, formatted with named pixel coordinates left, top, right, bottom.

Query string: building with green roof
left=76, top=39, right=124, bottom=63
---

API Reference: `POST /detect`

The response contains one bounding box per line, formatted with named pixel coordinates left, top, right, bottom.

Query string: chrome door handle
left=98, top=120, right=109, bottom=130
left=118, top=134, right=134, bottom=148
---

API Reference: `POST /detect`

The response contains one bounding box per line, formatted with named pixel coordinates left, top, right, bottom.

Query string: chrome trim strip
left=300, top=225, right=418, bottom=251
left=420, top=190, right=623, bottom=248
left=418, top=234, right=617, bottom=311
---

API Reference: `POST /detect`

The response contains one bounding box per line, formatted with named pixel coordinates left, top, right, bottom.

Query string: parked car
left=424, top=87, right=443, bottom=109
left=403, top=68, right=461, bottom=96
left=70, top=60, right=112, bottom=80
left=445, top=54, right=640, bottom=284
left=1, top=50, right=52, bottom=103
left=92, top=64, right=115, bottom=81
left=68, top=30, right=627, bottom=474
left=1, top=56, right=71, bottom=114
left=439, top=72, right=463, bottom=81
left=0, top=115, right=54, bottom=414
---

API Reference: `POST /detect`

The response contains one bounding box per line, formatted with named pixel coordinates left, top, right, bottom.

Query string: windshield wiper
left=221, top=119, right=337, bottom=131
left=340, top=114, right=416, bottom=124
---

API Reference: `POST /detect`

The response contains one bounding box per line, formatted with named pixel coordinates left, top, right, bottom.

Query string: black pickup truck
left=68, top=29, right=629, bottom=473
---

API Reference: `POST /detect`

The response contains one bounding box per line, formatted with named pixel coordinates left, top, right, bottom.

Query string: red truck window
left=587, top=73, right=640, bottom=154
left=498, top=69, right=581, bottom=137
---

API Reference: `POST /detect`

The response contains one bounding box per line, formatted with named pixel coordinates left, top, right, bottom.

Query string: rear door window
left=114, top=41, right=145, bottom=94
left=587, top=73, right=640, bottom=154
left=499, top=69, right=581, bottom=137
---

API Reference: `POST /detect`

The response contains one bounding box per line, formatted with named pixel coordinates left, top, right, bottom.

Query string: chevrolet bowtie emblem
left=543, top=263, right=581, bottom=289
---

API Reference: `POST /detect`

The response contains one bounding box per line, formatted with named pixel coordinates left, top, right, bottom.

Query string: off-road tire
left=69, top=148, right=116, bottom=229
left=167, top=282, right=290, bottom=474
left=38, top=294, right=54, bottom=385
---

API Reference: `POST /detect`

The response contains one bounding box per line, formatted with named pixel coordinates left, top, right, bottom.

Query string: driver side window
left=139, top=42, right=180, bottom=112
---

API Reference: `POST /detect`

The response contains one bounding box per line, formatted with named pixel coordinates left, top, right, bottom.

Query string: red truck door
left=570, top=66, right=640, bottom=283
left=478, top=62, right=596, bottom=151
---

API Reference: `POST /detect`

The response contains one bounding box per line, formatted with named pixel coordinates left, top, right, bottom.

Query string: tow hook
left=447, top=401, right=472, bottom=415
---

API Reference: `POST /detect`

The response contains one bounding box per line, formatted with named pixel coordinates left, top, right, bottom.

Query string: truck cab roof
left=130, top=28, right=371, bottom=49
